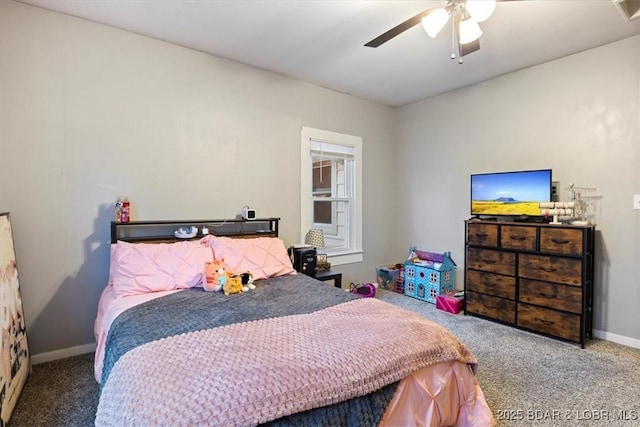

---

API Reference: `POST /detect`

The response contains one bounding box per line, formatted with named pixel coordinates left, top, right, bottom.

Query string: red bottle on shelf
left=120, top=198, right=130, bottom=223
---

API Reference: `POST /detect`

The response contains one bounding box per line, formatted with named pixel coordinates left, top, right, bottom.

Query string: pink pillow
left=200, top=236, right=296, bottom=280
left=110, top=240, right=213, bottom=297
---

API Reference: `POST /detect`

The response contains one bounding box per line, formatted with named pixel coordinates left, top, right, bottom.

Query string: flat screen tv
left=470, top=169, right=552, bottom=218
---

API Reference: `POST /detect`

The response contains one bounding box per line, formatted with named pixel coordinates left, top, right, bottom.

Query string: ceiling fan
left=365, top=0, right=507, bottom=64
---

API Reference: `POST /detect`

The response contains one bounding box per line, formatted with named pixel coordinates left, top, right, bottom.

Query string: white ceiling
left=17, top=0, right=640, bottom=107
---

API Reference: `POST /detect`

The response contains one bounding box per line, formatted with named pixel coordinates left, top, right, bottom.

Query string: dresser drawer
left=519, top=254, right=582, bottom=286
left=467, top=247, right=515, bottom=276
left=540, top=227, right=584, bottom=256
left=467, top=223, right=498, bottom=247
left=519, top=279, right=582, bottom=313
left=517, top=303, right=580, bottom=342
left=466, top=270, right=516, bottom=299
left=466, top=291, right=515, bottom=324
left=500, top=225, right=536, bottom=251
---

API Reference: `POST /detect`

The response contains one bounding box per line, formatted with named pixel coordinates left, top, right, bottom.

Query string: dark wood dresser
left=464, top=219, right=595, bottom=347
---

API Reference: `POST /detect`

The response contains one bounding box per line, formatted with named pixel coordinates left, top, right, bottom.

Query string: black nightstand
left=315, top=270, right=342, bottom=288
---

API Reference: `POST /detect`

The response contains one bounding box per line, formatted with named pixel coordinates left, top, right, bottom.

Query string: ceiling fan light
left=421, top=8, right=450, bottom=38
left=458, top=17, right=483, bottom=44
left=465, top=0, right=496, bottom=23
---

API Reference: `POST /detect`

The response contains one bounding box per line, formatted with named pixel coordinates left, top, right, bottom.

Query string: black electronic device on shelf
left=288, top=246, right=317, bottom=278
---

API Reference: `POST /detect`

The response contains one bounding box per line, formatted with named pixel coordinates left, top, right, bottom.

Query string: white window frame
left=311, top=159, right=338, bottom=236
left=301, top=127, right=363, bottom=266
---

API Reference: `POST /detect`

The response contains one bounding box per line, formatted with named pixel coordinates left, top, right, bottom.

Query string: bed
left=94, top=218, right=494, bottom=426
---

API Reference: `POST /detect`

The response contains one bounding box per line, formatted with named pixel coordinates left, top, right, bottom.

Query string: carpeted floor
left=10, top=351, right=98, bottom=426
left=9, top=289, right=640, bottom=426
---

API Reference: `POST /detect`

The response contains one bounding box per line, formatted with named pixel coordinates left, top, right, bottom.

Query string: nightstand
left=315, top=270, right=342, bottom=289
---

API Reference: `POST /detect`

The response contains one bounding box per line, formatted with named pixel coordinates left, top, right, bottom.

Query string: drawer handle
left=539, top=266, right=558, bottom=273
left=551, top=239, right=570, bottom=245
left=481, top=259, right=497, bottom=265
left=474, top=233, right=489, bottom=238
left=510, top=236, right=526, bottom=241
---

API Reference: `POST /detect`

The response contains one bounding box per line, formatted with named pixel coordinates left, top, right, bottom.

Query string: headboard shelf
left=111, top=218, right=280, bottom=243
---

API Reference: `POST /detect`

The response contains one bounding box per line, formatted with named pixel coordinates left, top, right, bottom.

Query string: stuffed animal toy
left=224, top=272, right=255, bottom=293
left=240, top=272, right=256, bottom=292
left=203, top=259, right=228, bottom=292
left=223, top=274, right=244, bottom=296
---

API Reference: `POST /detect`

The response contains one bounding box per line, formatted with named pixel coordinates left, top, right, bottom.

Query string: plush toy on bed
left=224, top=272, right=255, bottom=294
left=204, top=259, right=228, bottom=292
left=240, top=272, right=256, bottom=292
left=223, top=274, right=244, bottom=296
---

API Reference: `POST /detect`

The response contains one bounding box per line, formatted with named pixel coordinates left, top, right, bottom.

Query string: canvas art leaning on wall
left=0, top=213, right=29, bottom=426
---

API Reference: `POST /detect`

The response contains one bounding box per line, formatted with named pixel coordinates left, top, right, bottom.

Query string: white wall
left=0, top=1, right=398, bottom=358
left=396, top=36, right=640, bottom=346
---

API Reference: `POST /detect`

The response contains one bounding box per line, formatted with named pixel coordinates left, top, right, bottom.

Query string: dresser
left=464, top=220, right=595, bottom=347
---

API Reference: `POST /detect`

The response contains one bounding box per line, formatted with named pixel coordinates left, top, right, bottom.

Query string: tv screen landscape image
left=471, top=169, right=552, bottom=217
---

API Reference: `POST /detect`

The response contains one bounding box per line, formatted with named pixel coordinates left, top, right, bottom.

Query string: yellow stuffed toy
left=223, top=274, right=244, bottom=296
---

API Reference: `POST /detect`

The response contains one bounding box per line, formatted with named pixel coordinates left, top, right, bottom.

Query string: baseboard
left=593, top=329, right=640, bottom=349
left=31, top=343, right=96, bottom=365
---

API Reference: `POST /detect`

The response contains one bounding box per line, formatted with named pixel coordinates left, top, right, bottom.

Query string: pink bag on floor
left=436, top=294, right=464, bottom=314
left=350, top=283, right=376, bottom=298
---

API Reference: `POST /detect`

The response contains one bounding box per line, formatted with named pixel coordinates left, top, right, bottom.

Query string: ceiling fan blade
left=364, top=8, right=434, bottom=48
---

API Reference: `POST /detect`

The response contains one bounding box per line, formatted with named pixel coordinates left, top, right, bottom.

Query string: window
left=301, top=127, right=362, bottom=265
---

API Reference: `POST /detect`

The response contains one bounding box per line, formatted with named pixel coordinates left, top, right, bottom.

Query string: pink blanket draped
left=96, top=298, right=478, bottom=426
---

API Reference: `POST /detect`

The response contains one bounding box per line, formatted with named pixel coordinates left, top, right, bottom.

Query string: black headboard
left=110, top=218, right=279, bottom=243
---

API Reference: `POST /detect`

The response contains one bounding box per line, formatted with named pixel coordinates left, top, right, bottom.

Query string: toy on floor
left=350, top=282, right=376, bottom=298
